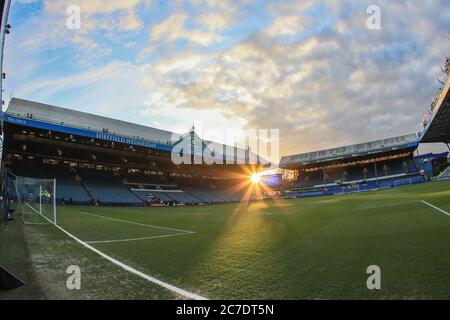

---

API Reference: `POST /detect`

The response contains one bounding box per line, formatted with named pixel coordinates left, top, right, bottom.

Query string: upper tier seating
left=185, top=187, right=224, bottom=203
left=42, top=166, right=91, bottom=203
left=132, top=190, right=173, bottom=202
left=205, top=189, right=235, bottom=202
left=78, top=169, right=142, bottom=205
left=286, top=172, right=424, bottom=199
left=122, top=172, right=170, bottom=185
left=295, top=158, right=418, bottom=189
left=164, top=191, right=201, bottom=204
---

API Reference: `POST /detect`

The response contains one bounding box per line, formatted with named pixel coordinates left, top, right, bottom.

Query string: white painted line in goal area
left=23, top=221, right=48, bottom=225
left=79, top=210, right=195, bottom=243
left=54, top=223, right=207, bottom=300
left=23, top=202, right=51, bottom=225
left=26, top=206, right=206, bottom=300
left=26, top=202, right=57, bottom=224
left=85, top=231, right=194, bottom=244
left=79, top=211, right=194, bottom=234
left=420, top=200, right=450, bottom=217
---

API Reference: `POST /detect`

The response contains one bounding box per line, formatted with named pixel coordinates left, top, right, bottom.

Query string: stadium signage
left=3, top=114, right=173, bottom=152
left=95, top=133, right=171, bottom=150
left=3, top=113, right=275, bottom=166
left=4, top=115, right=26, bottom=126
left=280, top=134, right=420, bottom=168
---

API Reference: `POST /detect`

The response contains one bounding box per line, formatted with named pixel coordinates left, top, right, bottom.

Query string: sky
left=3, top=0, right=450, bottom=160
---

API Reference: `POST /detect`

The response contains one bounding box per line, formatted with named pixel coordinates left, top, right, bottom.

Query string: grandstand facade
left=279, top=134, right=426, bottom=198
left=280, top=62, right=450, bottom=199
left=1, top=98, right=267, bottom=206
left=420, top=66, right=450, bottom=144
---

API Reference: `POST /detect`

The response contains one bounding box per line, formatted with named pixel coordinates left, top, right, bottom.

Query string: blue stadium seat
left=78, top=169, right=143, bottom=205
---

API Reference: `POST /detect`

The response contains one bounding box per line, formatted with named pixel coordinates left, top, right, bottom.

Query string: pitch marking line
left=23, top=221, right=48, bottom=225
left=79, top=211, right=195, bottom=243
left=27, top=207, right=207, bottom=300
left=23, top=202, right=51, bottom=225
left=85, top=232, right=194, bottom=244
left=420, top=200, right=450, bottom=217
left=56, top=224, right=206, bottom=300
left=79, top=211, right=194, bottom=234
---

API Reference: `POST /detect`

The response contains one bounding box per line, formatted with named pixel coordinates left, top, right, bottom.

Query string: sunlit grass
left=4, top=180, right=450, bottom=299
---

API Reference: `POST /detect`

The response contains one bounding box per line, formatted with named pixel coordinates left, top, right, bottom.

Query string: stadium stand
left=77, top=168, right=142, bottom=205
left=122, top=172, right=170, bottom=185
left=4, top=83, right=449, bottom=205
left=436, top=166, right=450, bottom=181
left=9, top=162, right=92, bottom=204
left=293, top=158, right=419, bottom=189
left=414, top=152, right=449, bottom=179
left=185, top=187, right=224, bottom=204
left=163, top=191, right=201, bottom=205
left=280, top=134, right=426, bottom=198
left=1, top=98, right=271, bottom=206
left=44, top=166, right=91, bottom=204
left=133, top=190, right=171, bottom=203
left=207, top=189, right=235, bottom=202
left=420, top=66, right=450, bottom=144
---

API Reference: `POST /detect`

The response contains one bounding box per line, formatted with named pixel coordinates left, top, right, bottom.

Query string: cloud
left=43, top=0, right=142, bottom=17
left=150, top=12, right=187, bottom=42
left=119, top=10, right=143, bottom=31
left=137, top=0, right=450, bottom=157
left=140, top=12, right=225, bottom=58
left=267, top=0, right=316, bottom=13
left=28, top=0, right=144, bottom=52
left=14, top=61, right=138, bottom=99
left=196, top=12, right=232, bottom=31
left=7, top=0, right=450, bottom=159
left=265, top=15, right=310, bottom=37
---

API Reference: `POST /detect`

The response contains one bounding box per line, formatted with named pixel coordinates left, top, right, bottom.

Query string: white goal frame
left=394, top=178, right=412, bottom=188
left=13, top=176, right=57, bottom=226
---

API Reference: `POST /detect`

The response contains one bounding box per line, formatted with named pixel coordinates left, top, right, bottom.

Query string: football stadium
left=1, top=0, right=450, bottom=303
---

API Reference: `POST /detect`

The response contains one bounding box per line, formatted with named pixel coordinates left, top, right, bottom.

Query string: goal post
left=53, top=178, right=57, bottom=225
left=394, top=178, right=412, bottom=188
left=11, top=175, right=57, bottom=225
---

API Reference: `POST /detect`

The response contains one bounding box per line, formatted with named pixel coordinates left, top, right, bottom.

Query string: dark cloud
left=8, top=0, right=450, bottom=158
left=165, top=0, right=450, bottom=156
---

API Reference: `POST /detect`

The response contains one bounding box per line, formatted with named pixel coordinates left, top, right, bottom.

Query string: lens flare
left=250, top=172, right=261, bottom=184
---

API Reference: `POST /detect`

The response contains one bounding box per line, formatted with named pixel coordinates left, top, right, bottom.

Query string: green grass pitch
left=2, top=180, right=450, bottom=299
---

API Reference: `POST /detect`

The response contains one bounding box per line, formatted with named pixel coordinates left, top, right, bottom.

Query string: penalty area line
left=25, top=205, right=206, bottom=300
left=420, top=200, right=450, bottom=217
left=48, top=219, right=207, bottom=300
left=85, top=231, right=195, bottom=244
left=79, top=211, right=194, bottom=234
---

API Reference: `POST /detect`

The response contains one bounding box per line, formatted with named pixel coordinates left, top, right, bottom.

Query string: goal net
left=12, top=176, right=56, bottom=225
